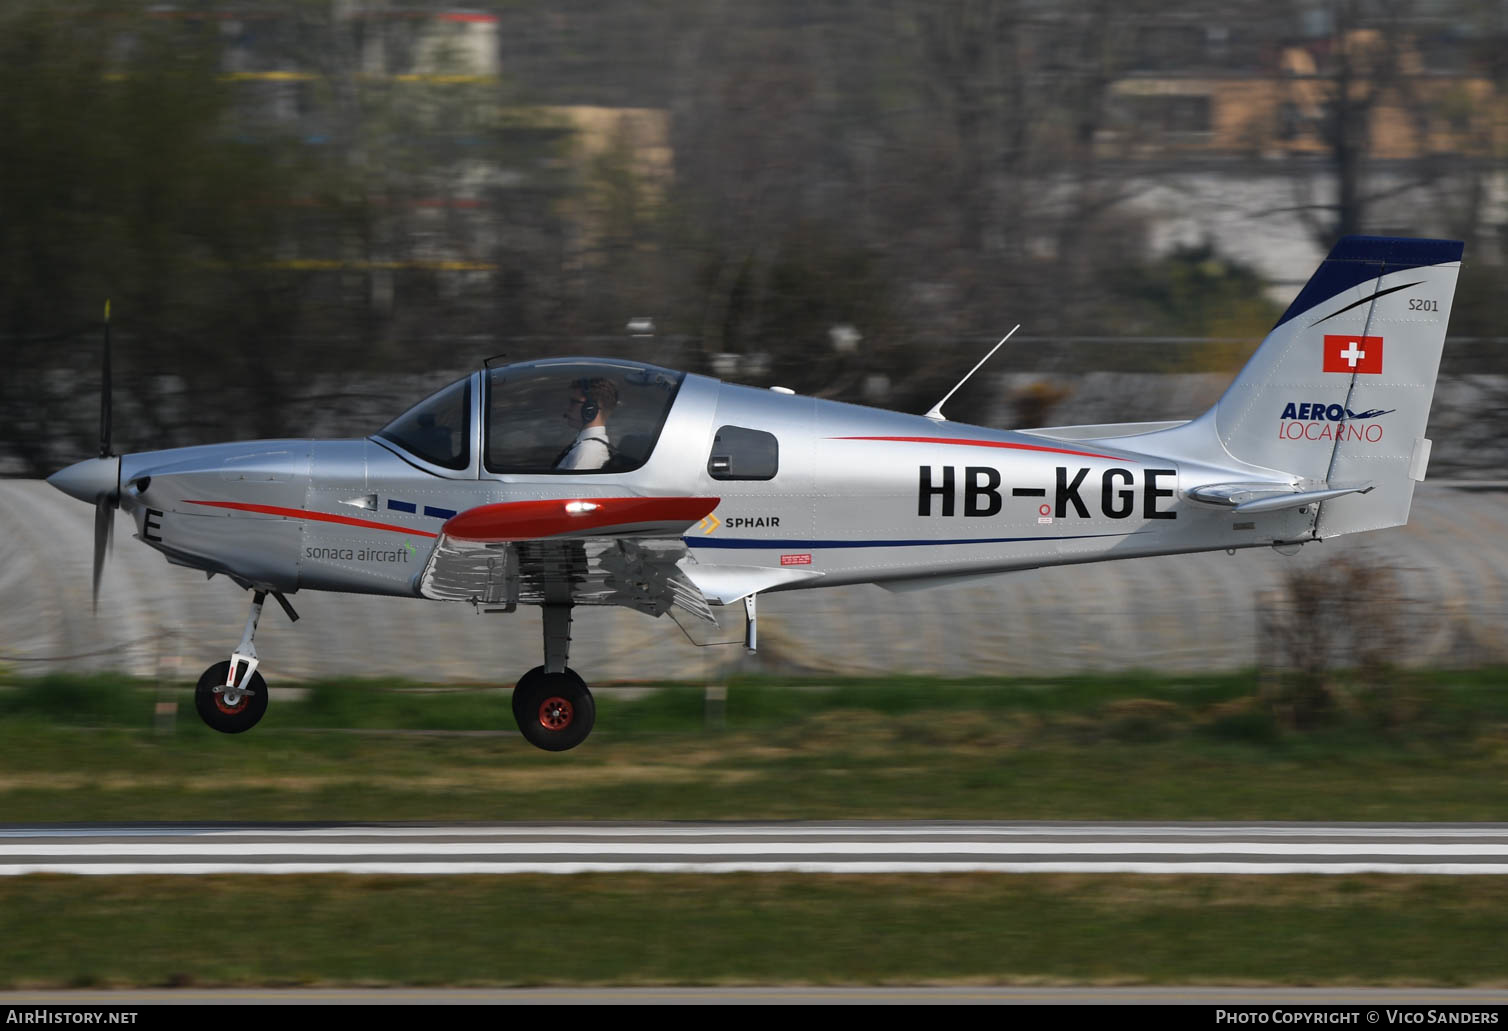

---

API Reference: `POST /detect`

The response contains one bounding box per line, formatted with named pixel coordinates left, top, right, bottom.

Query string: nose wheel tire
left=195, top=660, right=269, bottom=734
left=512, top=669, right=594, bottom=751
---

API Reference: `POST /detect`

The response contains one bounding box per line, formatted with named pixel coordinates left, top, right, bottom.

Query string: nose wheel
left=195, top=660, right=268, bottom=734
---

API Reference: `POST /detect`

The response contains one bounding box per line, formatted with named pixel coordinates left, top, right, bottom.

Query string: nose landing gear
left=193, top=589, right=297, bottom=734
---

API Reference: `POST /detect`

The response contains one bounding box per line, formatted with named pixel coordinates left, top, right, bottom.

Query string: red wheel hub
left=538, top=696, right=574, bottom=731
left=215, top=693, right=247, bottom=715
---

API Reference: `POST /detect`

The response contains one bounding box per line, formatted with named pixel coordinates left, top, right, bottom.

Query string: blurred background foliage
left=3, top=0, right=1508, bottom=475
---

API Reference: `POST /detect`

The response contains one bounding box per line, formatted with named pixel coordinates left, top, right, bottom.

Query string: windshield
left=485, top=358, right=683, bottom=474
left=376, top=377, right=472, bottom=470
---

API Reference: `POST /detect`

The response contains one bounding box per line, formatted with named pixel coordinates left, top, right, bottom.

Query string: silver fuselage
left=106, top=370, right=1312, bottom=604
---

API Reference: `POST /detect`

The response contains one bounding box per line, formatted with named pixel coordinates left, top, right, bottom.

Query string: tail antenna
left=923, top=324, right=1020, bottom=422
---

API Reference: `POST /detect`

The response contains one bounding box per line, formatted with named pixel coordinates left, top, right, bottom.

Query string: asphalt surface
left=5, top=822, right=1508, bottom=875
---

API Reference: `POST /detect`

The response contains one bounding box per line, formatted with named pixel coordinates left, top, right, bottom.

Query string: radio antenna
left=923, top=325, right=1020, bottom=422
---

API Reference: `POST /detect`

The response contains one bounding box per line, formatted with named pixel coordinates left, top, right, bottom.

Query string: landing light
left=565, top=501, right=600, bottom=515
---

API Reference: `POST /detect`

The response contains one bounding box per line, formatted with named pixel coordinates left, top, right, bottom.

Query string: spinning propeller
left=46, top=301, right=121, bottom=611
left=92, top=301, right=119, bottom=609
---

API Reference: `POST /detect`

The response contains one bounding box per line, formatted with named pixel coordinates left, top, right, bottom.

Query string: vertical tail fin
left=1210, top=236, right=1462, bottom=536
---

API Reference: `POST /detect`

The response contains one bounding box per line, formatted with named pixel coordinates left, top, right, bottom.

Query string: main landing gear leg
left=194, top=589, right=297, bottom=734
left=512, top=603, right=595, bottom=751
left=744, top=593, right=758, bottom=652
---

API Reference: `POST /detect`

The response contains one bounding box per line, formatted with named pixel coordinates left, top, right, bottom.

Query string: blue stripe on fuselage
left=685, top=532, right=1135, bottom=549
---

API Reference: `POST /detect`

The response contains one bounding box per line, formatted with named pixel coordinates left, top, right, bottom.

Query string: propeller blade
left=92, top=496, right=113, bottom=611
left=99, top=300, right=112, bottom=459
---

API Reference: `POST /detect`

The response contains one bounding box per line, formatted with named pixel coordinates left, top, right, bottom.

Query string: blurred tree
left=1104, top=244, right=1284, bottom=371
left=559, top=111, right=675, bottom=333
left=0, top=3, right=363, bottom=472
left=1262, top=554, right=1412, bottom=730
left=655, top=0, right=1164, bottom=412
left=1266, top=0, right=1505, bottom=248
left=0, top=3, right=574, bottom=474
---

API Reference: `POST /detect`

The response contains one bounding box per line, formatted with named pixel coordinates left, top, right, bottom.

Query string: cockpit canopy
left=377, top=377, right=471, bottom=470
left=377, top=358, right=685, bottom=475
left=484, top=358, right=684, bottom=474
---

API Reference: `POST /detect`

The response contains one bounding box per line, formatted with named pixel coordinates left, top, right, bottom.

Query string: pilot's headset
left=574, top=378, right=599, bottom=424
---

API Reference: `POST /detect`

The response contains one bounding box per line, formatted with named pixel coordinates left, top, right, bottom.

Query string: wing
left=418, top=496, right=719, bottom=623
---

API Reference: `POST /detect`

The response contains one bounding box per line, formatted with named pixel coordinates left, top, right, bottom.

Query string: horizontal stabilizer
left=1235, top=484, right=1374, bottom=514
left=1019, top=420, right=1189, bottom=442
left=1186, top=481, right=1375, bottom=514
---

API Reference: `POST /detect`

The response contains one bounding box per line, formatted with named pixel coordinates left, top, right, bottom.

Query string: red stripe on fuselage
left=442, top=497, right=720, bottom=542
left=829, top=436, right=1133, bottom=462
left=184, top=500, right=440, bottom=538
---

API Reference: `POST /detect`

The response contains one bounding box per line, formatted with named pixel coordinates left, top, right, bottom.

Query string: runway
left=5, top=822, right=1508, bottom=875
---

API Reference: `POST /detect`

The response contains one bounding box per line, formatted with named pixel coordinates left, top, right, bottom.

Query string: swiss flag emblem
left=1323, top=334, right=1383, bottom=374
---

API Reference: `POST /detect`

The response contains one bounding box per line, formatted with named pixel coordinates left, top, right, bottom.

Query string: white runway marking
left=8, top=862, right=1508, bottom=876
left=5, top=841, right=1508, bottom=857
left=183, top=823, right=1508, bottom=839
left=4, top=823, right=1508, bottom=875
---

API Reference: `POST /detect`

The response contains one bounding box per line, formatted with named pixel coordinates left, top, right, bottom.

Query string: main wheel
left=511, top=665, right=585, bottom=724
left=512, top=670, right=594, bottom=752
left=195, top=660, right=268, bottom=734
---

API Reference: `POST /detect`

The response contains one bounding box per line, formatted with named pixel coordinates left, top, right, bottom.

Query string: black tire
left=194, top=660, right=268, bottom=734
left=511, top=666, right=547, bottom=725
left=512, top=670, right=594, bottom=752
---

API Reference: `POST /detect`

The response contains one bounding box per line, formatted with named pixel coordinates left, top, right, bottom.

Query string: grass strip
left=2, top=874, right=1505, bottom=988
left=1, top=670, right=1506, bottom=823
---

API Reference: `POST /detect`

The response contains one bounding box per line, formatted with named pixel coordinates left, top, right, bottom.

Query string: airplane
left=46, top=235, right=1462, bottom=750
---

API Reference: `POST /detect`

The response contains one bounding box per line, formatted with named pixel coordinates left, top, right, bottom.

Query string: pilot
left=555, top=377, right=619, bottom=471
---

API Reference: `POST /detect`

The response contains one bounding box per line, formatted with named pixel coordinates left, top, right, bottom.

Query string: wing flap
left=680, top=562, right=825, bottom=605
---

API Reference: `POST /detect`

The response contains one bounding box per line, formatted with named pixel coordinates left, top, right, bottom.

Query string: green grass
left=3, top=874, right=1507, bottom=988
left=0, top=669, right=1506, bottom=823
